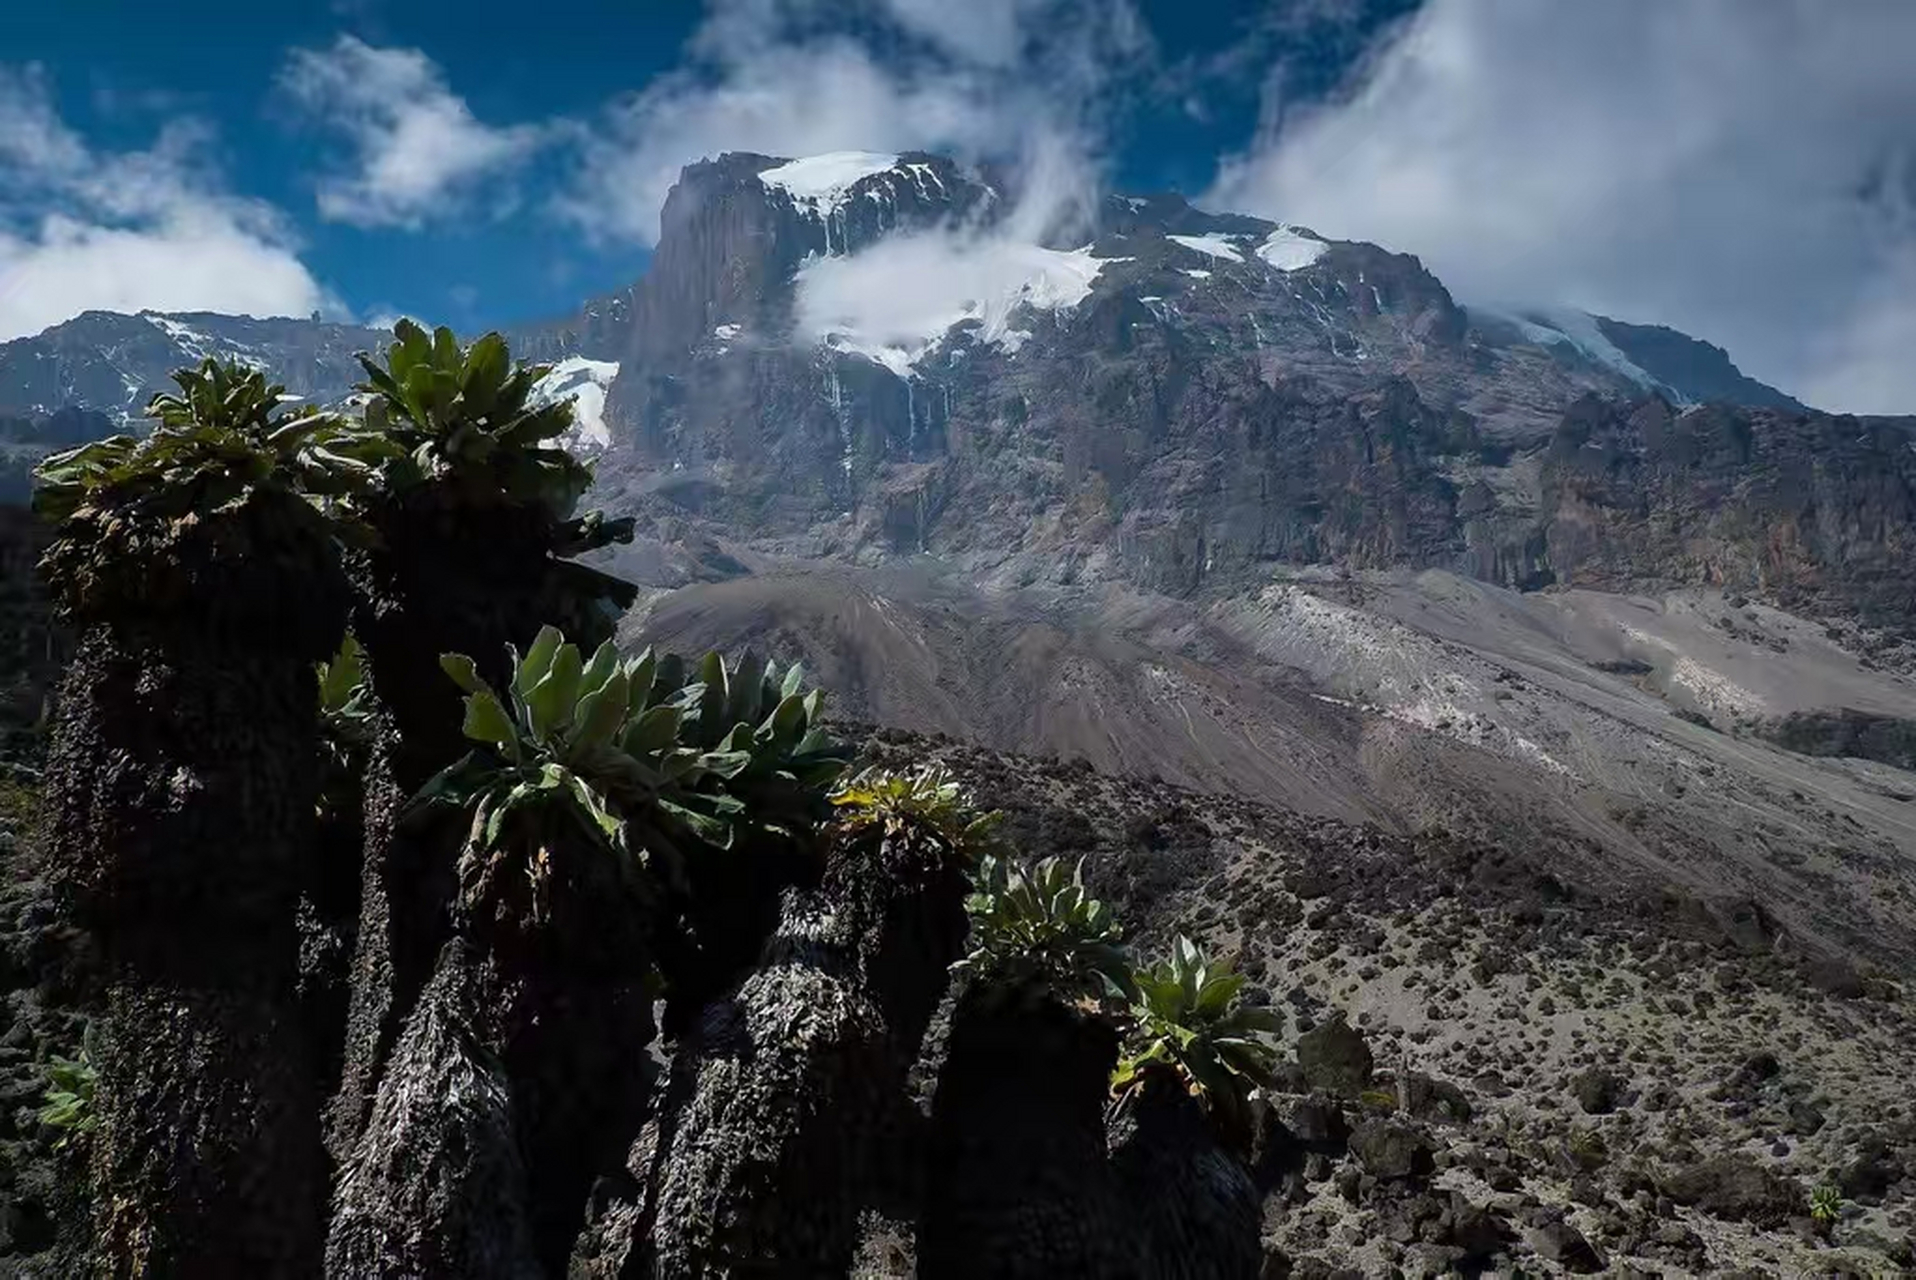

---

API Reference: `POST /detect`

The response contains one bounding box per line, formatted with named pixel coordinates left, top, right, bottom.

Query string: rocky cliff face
left=575, top=151, right=1912, bottom=635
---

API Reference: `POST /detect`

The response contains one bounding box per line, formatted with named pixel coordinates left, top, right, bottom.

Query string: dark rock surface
left=1660, top=1153, right=1808, bottom=1226
left=1295, top=1019, right=1374, bottom=1097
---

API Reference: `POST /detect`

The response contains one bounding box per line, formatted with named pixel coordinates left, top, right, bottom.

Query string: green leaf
left=526, top=642, right=584, bottom=742
left=658, top=796, right=736, bottom=849
left=622, top=704, right=683, bottom=756
left=319, top=635, right=365, bottom=708
left=461, top=689, right=518, bottom=750
left=516, top=626, right=564, bottom=698
left=439, top=652, right=485, bottom=694
left=731, top=650, right=765, bottom=726
left=433, top=325, right=462, bottom=373
left=697, top=749, right=753, bottom=779
left=1195, top=971, right=1245, bottom=1016
left=696, top=651, right=728, bottom=741
left=393, top=318, right=431, bottom=371
left=579, top=639, right=620, bottom=700
left=462, top=333, right=509, bottom=409
left=572, top=671, right=629, bottom=750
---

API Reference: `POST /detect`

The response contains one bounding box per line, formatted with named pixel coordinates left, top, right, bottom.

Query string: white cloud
left=791, top=131, right=1108, bottom=373
left=281, top=36, right=544, bottom=229
left=560, top=0, right=1142, bottom=246
left=1209, top=0, right=1916, bottom=415
left=881, top=0, right=1043, bottom=68
left=0, top=66, right=331, bottom=342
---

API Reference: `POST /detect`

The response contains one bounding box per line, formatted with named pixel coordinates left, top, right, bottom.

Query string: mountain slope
left=620, top=557, right=1916, bottom=970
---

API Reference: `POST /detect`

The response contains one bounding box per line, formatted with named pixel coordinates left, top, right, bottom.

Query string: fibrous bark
left=47, top=501, right=345, bottom=1276
left=919, top=988, right=1142, bottom=1280
left=331, top=817, right=657, bottom=1276
left=328, top=492, right=627, bottom=1163
left=326, top=941, right=542, bottom=1279
left=1107, top=1072, right=1262, bottom=1280
left=581, top=823, right=968, bottom=1278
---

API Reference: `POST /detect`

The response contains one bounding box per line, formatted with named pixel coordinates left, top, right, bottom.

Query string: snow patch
left=1167, top=233, right=1244, bottom=263
left=1182, top=269, right=1212, bottom=280
left=757, top=152, right=900, bottom=214
left=1255, top=226, right=1327, bottom=272
left=1492, top=307, right=1680, bottom=398
left=531, top=356, right=620, bottom=450
left=143, top=312, right=265, bottom=371
left=713, top=323, right=742, bottom=341
left=146, top=314, right=213, bottom=349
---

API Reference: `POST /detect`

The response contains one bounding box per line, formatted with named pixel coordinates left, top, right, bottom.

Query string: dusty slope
left=628, top=561, right=1916, bottom=971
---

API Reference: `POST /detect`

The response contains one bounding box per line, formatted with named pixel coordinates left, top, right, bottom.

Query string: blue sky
left=0, top=0, right=1406, bottom=335
left=2, top=1, right=1915, bottom=412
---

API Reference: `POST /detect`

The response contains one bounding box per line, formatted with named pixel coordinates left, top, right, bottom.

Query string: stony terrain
left=857, top=726, right=1916, bottom=1278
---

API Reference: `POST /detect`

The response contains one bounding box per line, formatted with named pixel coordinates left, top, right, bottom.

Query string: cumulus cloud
left=560, top=0, right=1144, bottom=245
left=0, top=65, right=331, bottom=342
left=1209, top=0, right=1916, bottom=414
left=281, top=36, right=545, bottom=229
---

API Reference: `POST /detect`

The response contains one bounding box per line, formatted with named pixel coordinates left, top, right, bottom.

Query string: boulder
left=1660, top=1154, right=1804, bottom=1226
left=1290, top=1095, right=1351, bottom=1151
left=1836, top=1140, right=1905, bottom=1204
left=1295, top=1019, right=1373, bottom=1096
left=1348, top=1120, right=1433, bottom=1181
left=1568, top=1067, right=1622, bottom=1115
left=1527, top=1219, right=1605, bottom=1273
left=1787, top=1100, right=1826, bottom=1136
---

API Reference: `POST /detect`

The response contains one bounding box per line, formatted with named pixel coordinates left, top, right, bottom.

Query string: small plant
left=38, top=1026, right=99, bottom=1149
left=317, top=633, right=376, bottom=818
left=1566, top=1126, right=1609, bottom=1170
left=1810, top=1184, right=1843, bottom=1223
left=954, top=853, right=1131, bottom=1007
left=1112, top=934, right=1281, bottom=1136
left=833, top=763, right=1000, bottom=854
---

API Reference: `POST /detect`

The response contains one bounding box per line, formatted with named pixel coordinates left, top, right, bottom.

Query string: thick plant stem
left=332, top=823, right=657, bottom=1275
left=1107, top=1071, right=1262, bottom=1280
left=577, top=824, right=968, bottom=1278
left=327, top=498, right=621, bottom=1161
left=919, top=988, right=1143, bottom=1280
left=50, top=630, right=328, bottom=1276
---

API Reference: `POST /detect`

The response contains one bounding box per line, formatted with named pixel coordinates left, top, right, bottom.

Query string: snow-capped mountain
left=0, top=149, right=1861, bottom=610
left=0, top=310, right=390, bottom=425
left=0, top=307, right=625, bottom=459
